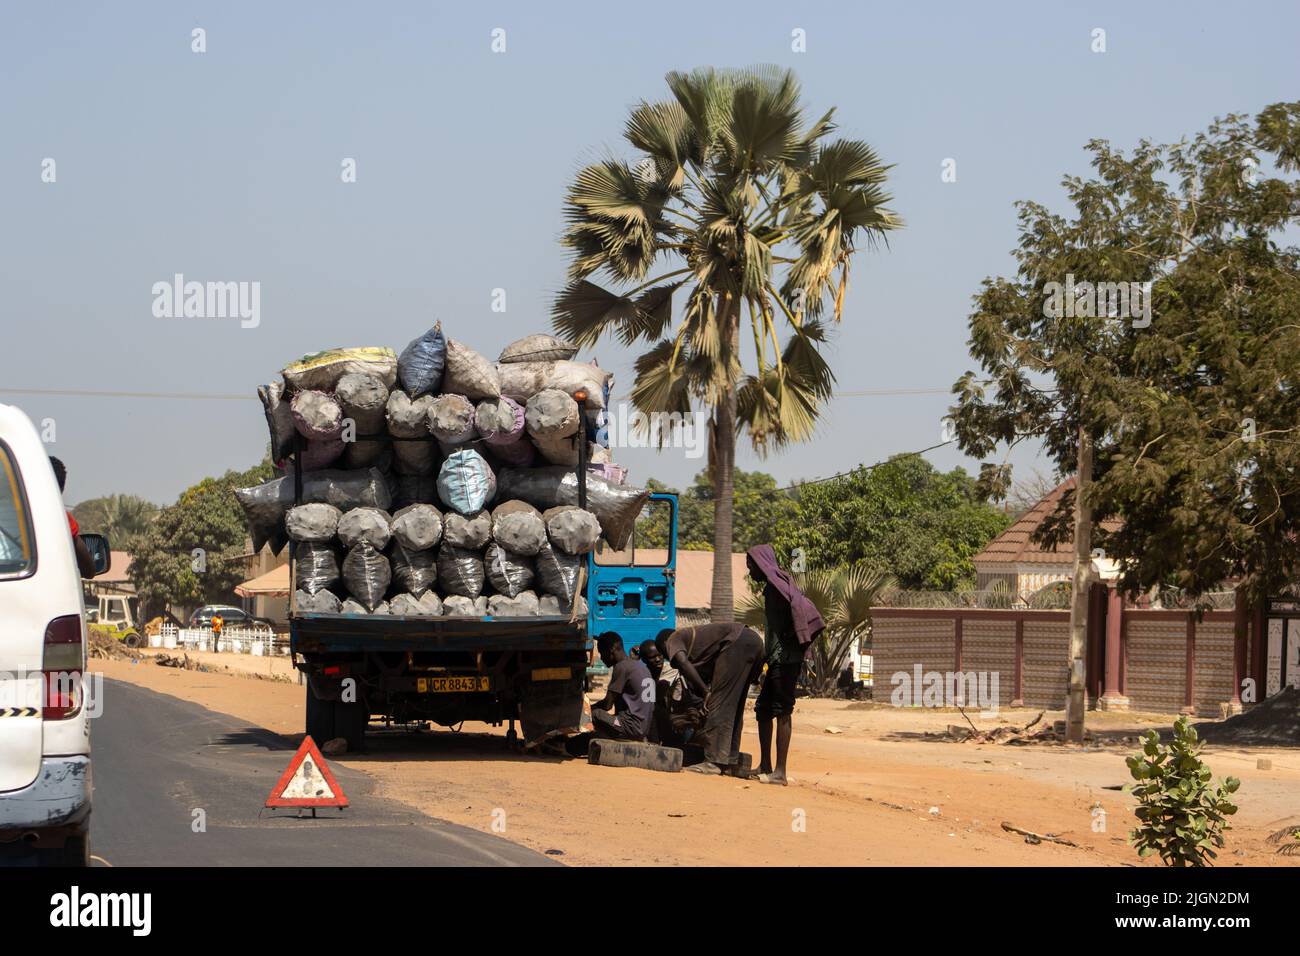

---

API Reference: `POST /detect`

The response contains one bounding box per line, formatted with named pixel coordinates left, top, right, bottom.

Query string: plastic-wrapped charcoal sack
left=234, top=467, right=390, bottom=555
left=388, top=592, right=441, bottom=617
left=443, top=509, right=491, bottom=549
left=295, top=541, right=341, bottom=595
left=441, top=339, right=501, bottom=400
left=386, top=391, right=437, bottom=475
left=296, top=589, right=342, bottom=614
left=488, top=590, right=540, bottom=617
left=491, top=500, right=546, bottom=556
left=300, top=438, right=346, bottom=471
left=258, top=382, right=296, bottom=463
left=543, top=505, right=601, bottom=555
left=483, top=435, right=536, bottom=469
left=437, top=449, right=496, bottom=515
left=342, top=438, right=386, bottom=470
left=539, top=593, right=588, bottom=618
left=474, top=396, right=525, bottom=445
left=335, top=372, right=388, bottom=433
left=497, top=467, right=649, bottom=551
left=498, top=334, right=578, bottom=364
left=397, top=322, right=447, bottom=398
left=437, top=545, right=485, bottom=598
left=484, top=542, right=535, bottom=598
left=337, top=507, right=393, bottom=550
left=389, top=541, right=437, bottom=596
left=443, top=594, right=488, bottom=617
left=285, top=503, right=342, bottom=542
left=497, top=360, right=612, bottom=410
left=525, top=388, right=579, bottom=440
left=427, top=393, right=477, bottom=445
left=290, top=390, right=345, bottom=441
left=534, top=540, right=581, bottom=602
left=342, top=542, right=391, bottom=610
left=530, top=431, right=590, bottom=467
left=390, top=503, right=443, bottom=550
left=392, top=472, right=437, bottom=510
left=283, top=347, right=397, bottom=393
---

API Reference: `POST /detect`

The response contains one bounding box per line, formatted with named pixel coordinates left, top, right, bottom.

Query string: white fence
left=153, top=623, right=288, bottom=656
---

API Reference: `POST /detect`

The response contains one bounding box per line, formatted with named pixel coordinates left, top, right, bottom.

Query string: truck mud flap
left=519, top=675, right=588, bottom=748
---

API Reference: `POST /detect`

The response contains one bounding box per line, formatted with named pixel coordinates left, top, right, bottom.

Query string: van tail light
left=42, top=614, right=83, bottom=720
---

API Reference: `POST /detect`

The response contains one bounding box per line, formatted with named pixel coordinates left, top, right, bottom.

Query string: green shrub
left=1127, top=715, right=1240, bottom=866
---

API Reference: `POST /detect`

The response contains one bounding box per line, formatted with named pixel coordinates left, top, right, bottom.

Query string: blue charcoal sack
left=398, top=321, right=447, bottom=398
left=437, top=448, right=498, bottom=515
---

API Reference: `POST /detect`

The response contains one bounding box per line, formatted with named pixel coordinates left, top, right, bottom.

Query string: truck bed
left=290, top=612, right=587, bottom=654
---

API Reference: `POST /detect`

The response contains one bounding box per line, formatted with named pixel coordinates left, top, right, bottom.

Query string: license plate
left=417, top=676, right=489, bottom=693
left=531, top=667, right=571, bottom=682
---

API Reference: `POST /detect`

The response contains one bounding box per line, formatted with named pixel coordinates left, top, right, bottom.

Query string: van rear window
left=0, top=444, right=35, bottom=577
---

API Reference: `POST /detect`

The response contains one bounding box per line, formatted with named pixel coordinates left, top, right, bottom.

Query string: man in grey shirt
left=590, top=633, right=652, bottom=741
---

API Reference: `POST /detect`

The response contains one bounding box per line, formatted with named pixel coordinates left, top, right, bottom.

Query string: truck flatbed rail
left=290, top=612, right=586, bottom=653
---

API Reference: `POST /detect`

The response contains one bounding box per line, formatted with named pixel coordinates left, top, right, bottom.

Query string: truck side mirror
left=80, top=533, right=112, bottom=577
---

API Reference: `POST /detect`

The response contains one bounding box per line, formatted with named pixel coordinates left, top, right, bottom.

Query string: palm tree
left=72, top=494, right=158, bottom=553
left=737, top=563, right=894, bottom=696
left=553, top=66, right=900, bottom=619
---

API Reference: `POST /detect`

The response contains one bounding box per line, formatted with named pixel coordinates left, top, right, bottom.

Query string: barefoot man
left=746, top=545, right=825, bottom=786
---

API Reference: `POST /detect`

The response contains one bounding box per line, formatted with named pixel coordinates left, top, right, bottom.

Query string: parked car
left=188, top=605, right=268, bottom=629
left=0, top=404, right=109, bottom=865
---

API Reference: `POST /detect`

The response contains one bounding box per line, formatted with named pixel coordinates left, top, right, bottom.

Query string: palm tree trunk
left=710, top=294, right=739, bottom=622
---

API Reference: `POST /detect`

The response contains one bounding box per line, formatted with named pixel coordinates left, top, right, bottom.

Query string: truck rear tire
left=305, top=684, right=334, bottom=744
left=334, top=699, right=367, bottom=753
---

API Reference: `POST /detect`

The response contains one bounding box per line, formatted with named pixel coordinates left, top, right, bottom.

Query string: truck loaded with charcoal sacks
left=236, top=325, right=678, bottom=750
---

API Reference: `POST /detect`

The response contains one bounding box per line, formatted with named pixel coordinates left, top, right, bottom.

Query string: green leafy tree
left=1127, top=716, right=1240, bottom=867
left=773, top=455, right=1009, bottom=590
left=641, top=469, right=798, bottom=551
left=129, top=460, right=274, bottom=616
left=737, top=562, right=892, bottom=696
left=72, top=494, right=159, bottom=554
left=948, top=101, right=1300, bottom=740
left=553, top=65, right=899, bottom=620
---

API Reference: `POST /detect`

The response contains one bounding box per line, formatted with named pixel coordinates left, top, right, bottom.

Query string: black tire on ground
left=123, top=632, right=143, bottom=649
left=333, top=698, right=368, bottom=753
left=39, top=832, right=89, bottom=867
left=305, top=684, right=335, bottom=744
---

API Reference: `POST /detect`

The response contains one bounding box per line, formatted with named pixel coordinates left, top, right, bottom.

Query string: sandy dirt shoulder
left=94, top=653, right=1300, bottom=867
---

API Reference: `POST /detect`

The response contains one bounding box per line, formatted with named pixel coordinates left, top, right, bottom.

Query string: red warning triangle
left=266, top=736, right=349, bottom=808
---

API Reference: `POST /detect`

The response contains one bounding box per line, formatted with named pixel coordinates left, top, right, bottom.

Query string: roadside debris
left=322, top=737, right=349, bottom=755
left=88, top=629, right=142, bottom=661
left=154, top=653, right=211, bottom=672
left=1000, top=821, right=1078, bottom=847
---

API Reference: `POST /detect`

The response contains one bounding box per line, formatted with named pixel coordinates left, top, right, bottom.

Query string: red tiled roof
left=974, top=477, right=1121, bottom=566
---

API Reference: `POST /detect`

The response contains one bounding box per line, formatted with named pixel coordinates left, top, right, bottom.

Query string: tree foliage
left=128, top=460, right=274, bottom=614
left=640, top=469, right=798, bottom=551
left=71, top=494, right=159, bottom=554
left=772, top=455, right=1010, bottom=590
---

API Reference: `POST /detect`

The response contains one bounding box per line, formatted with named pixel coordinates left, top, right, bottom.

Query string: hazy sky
left=2, top=1, right=1295, bottom=506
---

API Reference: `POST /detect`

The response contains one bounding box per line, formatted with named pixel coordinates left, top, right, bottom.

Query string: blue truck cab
left=586, top=491, right=677, bottom=670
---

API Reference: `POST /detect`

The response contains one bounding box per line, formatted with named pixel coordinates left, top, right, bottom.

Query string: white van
left=0, top=405, right=108, bottom=865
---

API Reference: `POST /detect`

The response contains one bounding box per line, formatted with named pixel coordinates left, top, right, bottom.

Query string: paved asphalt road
left=87, top=678, right=554, bottom=867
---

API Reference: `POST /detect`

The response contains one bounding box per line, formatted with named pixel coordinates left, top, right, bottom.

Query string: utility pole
left=1066, top=426, right=1093, bottom=743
